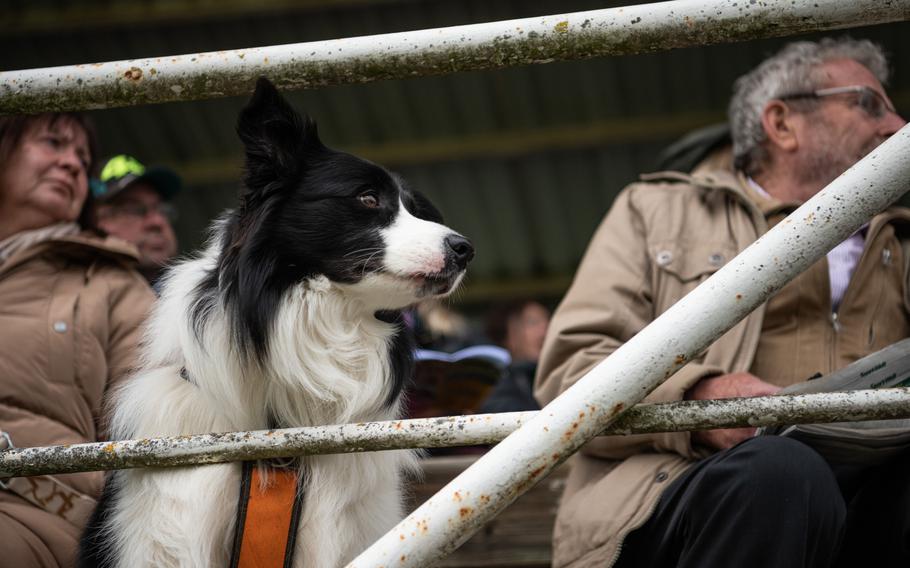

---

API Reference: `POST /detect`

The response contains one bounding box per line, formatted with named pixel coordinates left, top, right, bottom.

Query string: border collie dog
left=80, top=78, right=473, bottom=567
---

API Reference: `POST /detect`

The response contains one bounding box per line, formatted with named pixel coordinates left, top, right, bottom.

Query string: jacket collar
left=738, top=173, right=910, bottom=235
left=0, top=230, right=141, bottom=276
left=638, top=152, right=763, bottom=221
left=638, top=144, right=748, bottom=200
left=0, top=222, right=80, bottom=265
left=737, top=175, right=802, bottom=218
left=639, top=160, right=910, bottom=242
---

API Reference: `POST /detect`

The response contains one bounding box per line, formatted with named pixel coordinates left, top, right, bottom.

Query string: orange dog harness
left=229, top=460, right=305, bottom=568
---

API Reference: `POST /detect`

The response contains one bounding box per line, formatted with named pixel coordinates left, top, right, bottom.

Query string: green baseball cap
left=94, top=154, right=182, bottom=202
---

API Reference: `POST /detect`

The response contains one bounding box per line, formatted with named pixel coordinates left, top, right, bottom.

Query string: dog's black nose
left=445, top=235, right=475, bottom=270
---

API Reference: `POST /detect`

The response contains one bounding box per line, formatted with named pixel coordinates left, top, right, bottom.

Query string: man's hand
left=685, top=372, right=781, bottom=451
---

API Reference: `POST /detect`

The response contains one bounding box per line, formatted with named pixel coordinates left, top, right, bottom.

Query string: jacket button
left=53, top=321, right=68, bottom=333
left=655, top=471, right=669, bottom=483
left=708, top=253, right=725, bottom=267
left=656, top=251, right=673, bottom=266
left=882, top=248, right=892, bottom=266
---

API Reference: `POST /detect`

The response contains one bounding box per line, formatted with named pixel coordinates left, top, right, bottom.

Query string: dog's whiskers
left=344, top=247, right=383, bottom=260
left=360, top=250, right=384, bottom=279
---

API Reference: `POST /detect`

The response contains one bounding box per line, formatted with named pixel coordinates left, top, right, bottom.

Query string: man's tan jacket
left=535, top=159, right=910, bottom=568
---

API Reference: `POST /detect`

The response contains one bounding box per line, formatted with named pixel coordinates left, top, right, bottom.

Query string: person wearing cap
left=93, top=154, right=181, bottom=289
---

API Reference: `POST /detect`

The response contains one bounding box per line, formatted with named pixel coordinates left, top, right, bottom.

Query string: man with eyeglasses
left=93, top=155, right=181, bottom=290
left=536, top=38, right=910, bottom=568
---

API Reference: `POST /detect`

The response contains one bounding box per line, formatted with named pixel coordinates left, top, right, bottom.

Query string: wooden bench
left=405, top=455, right=568, bottom=567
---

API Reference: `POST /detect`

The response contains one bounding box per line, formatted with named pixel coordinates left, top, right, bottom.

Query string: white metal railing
left=3, top=389, right=910, bottom=478
left=2, top=2, right=910, bottom=567
left=0, top=0, right=908, bottom=113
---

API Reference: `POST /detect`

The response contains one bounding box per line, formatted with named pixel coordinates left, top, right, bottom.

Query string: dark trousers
left=615, top=436, right=910, bottom=568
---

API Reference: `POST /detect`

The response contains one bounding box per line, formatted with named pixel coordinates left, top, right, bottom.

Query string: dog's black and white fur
left=79, top=78, right=473, bottom=568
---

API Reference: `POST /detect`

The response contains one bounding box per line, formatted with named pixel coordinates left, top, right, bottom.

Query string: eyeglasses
left=100, top=202, right=178, bottom=223
left=778, top=85, right=897, bottom=119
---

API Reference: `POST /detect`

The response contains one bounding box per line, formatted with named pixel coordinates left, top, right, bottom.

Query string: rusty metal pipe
left=2, top=389, right=910, bottom=479
left=2, top=0, right=909, bottom=113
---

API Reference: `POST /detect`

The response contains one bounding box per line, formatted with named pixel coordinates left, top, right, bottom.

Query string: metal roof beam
left=176, top=110, right=725, bottom=184
left=2, top=0, right=908, bottom=114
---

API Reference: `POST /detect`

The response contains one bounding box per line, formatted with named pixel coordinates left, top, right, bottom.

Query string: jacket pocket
left=649, top=241, right=736, bottom=315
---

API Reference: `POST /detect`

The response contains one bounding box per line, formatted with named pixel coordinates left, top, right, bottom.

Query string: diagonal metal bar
left=2, top=0, right=909, bottom=114
left=2, top=389, right=910, bottom=479
left=348, top=125, right=910, bottom=567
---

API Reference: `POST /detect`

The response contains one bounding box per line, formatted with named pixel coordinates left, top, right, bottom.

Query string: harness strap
left=230, top=461, right=305, bottom=568
left=179, top=369, right=306, bottom=566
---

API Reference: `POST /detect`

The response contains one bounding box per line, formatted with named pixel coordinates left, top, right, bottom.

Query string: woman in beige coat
left=0, top=113, right=155, bottom=567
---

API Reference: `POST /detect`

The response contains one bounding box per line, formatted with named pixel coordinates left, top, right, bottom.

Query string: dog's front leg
left=109, top=464, right=240, bottom=567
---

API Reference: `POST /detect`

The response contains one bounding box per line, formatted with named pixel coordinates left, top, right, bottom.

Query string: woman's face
left=0, top=118, right=91, bottom=231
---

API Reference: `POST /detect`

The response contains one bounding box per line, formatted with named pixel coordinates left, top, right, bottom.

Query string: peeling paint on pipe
left=2, top=389, right=910, bottom=479
left=1, top=0, right=909, bottom=113
left=347, top=127, right=910, bottom=567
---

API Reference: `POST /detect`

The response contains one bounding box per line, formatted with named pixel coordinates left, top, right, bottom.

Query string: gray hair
left=729, top=37, right=890, bottom=175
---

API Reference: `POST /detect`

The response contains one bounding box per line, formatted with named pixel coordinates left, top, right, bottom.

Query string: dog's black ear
left=236, top=77, right=324, bottom=191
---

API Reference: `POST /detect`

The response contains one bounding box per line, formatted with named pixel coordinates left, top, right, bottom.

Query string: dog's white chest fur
left=104, top=262, right=415, bottom=568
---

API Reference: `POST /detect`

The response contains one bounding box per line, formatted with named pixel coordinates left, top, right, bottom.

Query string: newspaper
left=756, top=338, right=910, bottom=465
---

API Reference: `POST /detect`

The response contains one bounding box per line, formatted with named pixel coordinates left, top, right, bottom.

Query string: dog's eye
left=357, top=192, right=380, bottom=209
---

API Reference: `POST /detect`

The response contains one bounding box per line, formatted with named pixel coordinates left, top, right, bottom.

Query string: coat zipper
left=828, top=219, right=886, bottom=372
left=829, top=311, right=841, bottom=375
